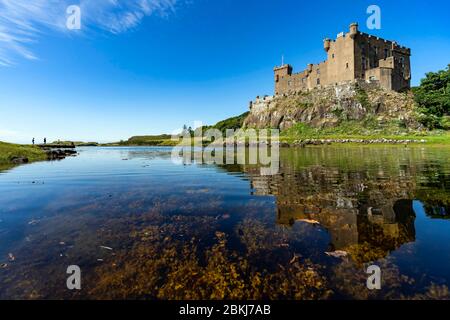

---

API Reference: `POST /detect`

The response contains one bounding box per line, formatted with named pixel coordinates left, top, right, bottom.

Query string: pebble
left=298, top=219, right=320, bottom=225
left=290, top=254, right=300, bottom=264
left=28, top=219, right=39, bottom=225
left=325, top=250, right=348, bottom=258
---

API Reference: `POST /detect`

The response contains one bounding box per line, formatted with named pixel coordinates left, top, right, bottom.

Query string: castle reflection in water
left=220, top=146, right=449, bottom=261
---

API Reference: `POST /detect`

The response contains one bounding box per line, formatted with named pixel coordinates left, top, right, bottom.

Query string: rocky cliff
left=244, top=81, right=420, bottom=131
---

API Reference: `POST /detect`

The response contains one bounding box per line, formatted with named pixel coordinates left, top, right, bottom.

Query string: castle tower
left=324, top=38, right=331, bottom=52
left=274, top=64, right=292, bottom=78
left=349, top=22, right=358, bottom=39
left=274, top=64, right=293, bottom=95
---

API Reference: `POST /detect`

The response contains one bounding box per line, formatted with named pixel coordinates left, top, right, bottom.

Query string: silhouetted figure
left=32, top=138, right=35, bottom=145
left=44, top=138, right=47, bottom=145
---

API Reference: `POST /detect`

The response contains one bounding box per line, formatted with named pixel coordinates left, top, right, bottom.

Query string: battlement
left=274, top=23, right=411, bottom=95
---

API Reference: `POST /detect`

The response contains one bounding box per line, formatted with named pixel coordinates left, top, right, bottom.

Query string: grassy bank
left=280, top=122, right=450, bottom=145
left=104, top=130, right=450, bottom=147
left=0, top=141, right=47, bottom=170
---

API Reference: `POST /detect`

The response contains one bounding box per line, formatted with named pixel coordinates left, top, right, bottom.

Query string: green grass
left=0, top=141, right=47, bottom=170
left=202, top=112, right=249, bottom=134
left=355, top=85, right=372, bottom=110
left=280, top=122, right=450, bottom=145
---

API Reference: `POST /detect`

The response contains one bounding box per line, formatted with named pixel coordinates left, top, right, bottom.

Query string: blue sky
left=0, top=0, right=449, bottom=143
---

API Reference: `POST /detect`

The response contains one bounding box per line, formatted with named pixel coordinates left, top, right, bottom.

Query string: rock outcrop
left=45, top=149, right=77, bottom=160
left=244, top=82, right=420, bottom=131
left=10, top=156, right=29, bottom=164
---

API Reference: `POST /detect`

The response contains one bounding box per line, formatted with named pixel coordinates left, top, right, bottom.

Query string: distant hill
left=109, top=134, right=176, bottom=146
left=51, top=141, right=99, bottom=146
left=111, top=113, right=250, bottom=146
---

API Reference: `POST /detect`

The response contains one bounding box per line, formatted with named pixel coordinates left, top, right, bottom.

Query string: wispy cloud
left=0, top=0, right=181, bottom=66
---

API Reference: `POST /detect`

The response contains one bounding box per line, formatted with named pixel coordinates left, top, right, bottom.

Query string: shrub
left=414, top=64, right=450, bottom=129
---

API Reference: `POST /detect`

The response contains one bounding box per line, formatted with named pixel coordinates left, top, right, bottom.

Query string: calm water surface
left=0, top=146, right=449, bottom=299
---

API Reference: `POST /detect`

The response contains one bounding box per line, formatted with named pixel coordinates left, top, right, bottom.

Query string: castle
left=274, top=23, right=411, bottom=95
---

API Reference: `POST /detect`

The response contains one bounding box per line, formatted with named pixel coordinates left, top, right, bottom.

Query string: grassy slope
left=280, top=122, right=450, bottom=145
left=0, top=141, right=47, bottom=169
left=202, top=112, right=250, bottom=133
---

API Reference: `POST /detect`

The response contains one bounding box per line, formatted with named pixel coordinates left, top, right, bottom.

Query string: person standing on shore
left=32, top=138, right=35, bottom=145
left=44, top=138, right=46, bottom=145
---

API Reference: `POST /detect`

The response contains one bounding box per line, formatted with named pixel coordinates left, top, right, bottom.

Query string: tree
left=414, top=64, right=450, bottom=129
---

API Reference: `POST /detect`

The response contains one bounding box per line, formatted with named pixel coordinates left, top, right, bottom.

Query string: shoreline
left=98, top=140, right=450, bottom=148
left=100, top=130, right=450, bottom=147
left=100, top=133, right=450, bottom=148
left=0, top=141, right=78, bottom=171
left=2, top=132, right=448, bottom=169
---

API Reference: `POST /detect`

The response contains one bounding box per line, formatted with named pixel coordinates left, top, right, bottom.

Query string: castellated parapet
left=274, top=23, right=411, bottom=95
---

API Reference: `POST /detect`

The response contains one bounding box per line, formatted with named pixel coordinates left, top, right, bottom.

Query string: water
left=0, top=146, right=449, bottom=299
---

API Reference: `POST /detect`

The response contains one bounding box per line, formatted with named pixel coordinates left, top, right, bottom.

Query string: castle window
left=317, top=78, right=320, bottom=85
left=384, top=48, right=389, bottom=59
left=332, top=53, right=335, bottom=59
left=346, top=62, right=349, bottom=69
left=276, top=75, right=279, bottom=82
